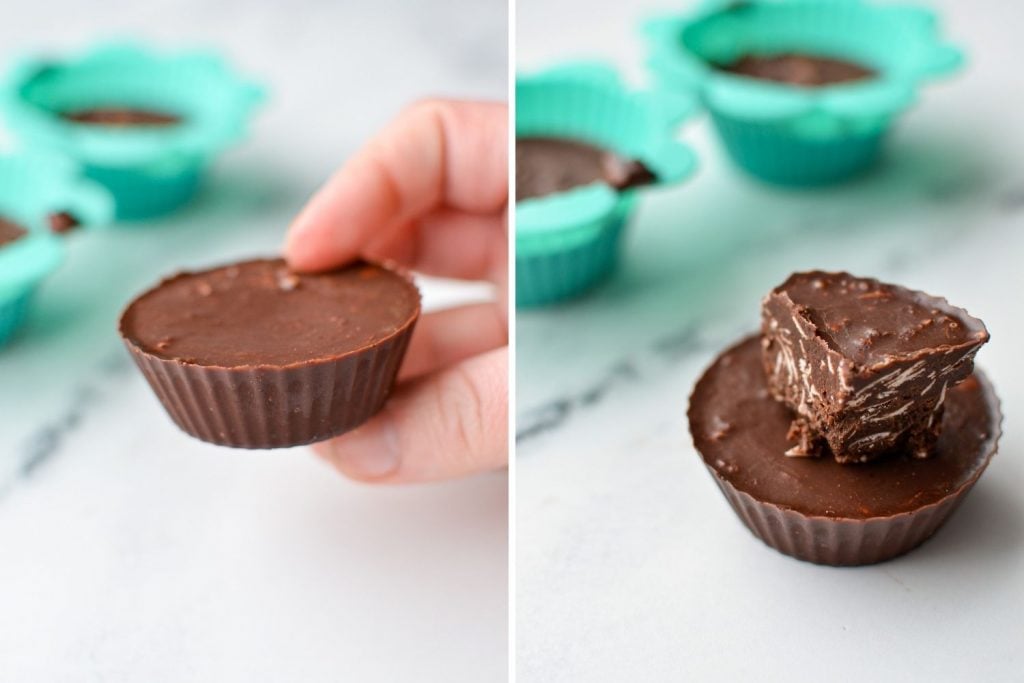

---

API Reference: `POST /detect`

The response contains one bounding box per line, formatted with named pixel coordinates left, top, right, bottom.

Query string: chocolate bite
left=717, top=53, right=875, bottom=87
left=61, top=108, right=181, bottom=126
left=761, top=272, right=988, bottom=463
left=47, top=212, right=80, bottom=235
left=689, top=336, right=1000, bottom=565
left=0, top=217, right=27, bottom=248
left=120, top=258, right=420, bottom=449
left=516, top=137, right=657, bottom=202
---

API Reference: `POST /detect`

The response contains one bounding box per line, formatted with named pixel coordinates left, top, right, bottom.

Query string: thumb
left=313, top=347, right=508, bottom=483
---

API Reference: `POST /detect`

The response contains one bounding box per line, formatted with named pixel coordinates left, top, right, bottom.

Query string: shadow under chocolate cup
left=119, top=258, right=420, bottom=449
left=688, top=336, right=1002, bottom=566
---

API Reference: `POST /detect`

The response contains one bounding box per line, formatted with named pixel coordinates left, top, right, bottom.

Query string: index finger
left=284, top=99, right=508, bottom=274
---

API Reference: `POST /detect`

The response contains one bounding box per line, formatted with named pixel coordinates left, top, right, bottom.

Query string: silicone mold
left=516, top=63, right=697, bottom=306
left=0, top=42, right=264, bottom=218
left=646, top=0, right=962, bottom=185
left=0, top=152, right=113, bottom=347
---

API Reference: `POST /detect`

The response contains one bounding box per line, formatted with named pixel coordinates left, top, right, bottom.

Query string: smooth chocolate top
left=774, top=271, right=988, bottom=369
left=717, top=53, right=875, bottom=87
left=0, top=217, right=27, bottom=247
left=120, top=259, right=420, bottom=368
left=516, top=137, right=656, bottom=202
left=61, top=108, right=181, bottom=126
left=690, top=336, right=999, bottom=518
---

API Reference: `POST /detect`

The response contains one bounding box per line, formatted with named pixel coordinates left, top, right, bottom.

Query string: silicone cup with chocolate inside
left=0, top=224, right=62, bottom=347
left=0, top=152, right=113, bottom=347
left=645, top=0, right=963, bottom=185
left=689, top=336, right=1001, bottom=566
left=119, top=259, right=420, bottom=449
left=761, top=272, right=989, bottom=463
left=0, top=42, right=263, bottom=219
left=515, top=63, right=697, bottom=307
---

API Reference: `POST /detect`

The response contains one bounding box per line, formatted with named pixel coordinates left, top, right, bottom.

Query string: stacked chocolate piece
left=761, top=272, right=989, bottom=463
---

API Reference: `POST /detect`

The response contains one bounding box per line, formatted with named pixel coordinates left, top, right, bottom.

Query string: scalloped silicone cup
left=646, top=0, right=962, bottom=186
left=0, top=42, right=264, bottom=219
left=516, top=64, right=697, bottom=307
left=0, top=289, right=34, bottom=347
left=0, top=153, right=114, bottom=231
left=0, top=152, right=112, bottom=347
left=0, top=233, right=63, bottom=348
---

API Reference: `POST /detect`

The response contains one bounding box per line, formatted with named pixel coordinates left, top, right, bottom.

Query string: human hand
left=284, top=99, right=508, bottom=484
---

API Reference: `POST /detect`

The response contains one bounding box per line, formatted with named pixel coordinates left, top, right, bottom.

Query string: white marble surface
left=516, top=1, right=1024, bottom=681
left=0, top=1, right=507, bottom=681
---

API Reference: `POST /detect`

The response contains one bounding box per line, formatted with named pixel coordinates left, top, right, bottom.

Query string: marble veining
left=517, top=320, right=744, bottom=443
left=997, top=184, right=1024, bottom=211
left=11, top=352, right=129, bottom=488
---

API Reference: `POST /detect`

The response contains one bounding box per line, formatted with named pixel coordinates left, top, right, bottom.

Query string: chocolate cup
left=689, top=336, right=1002, bottom=566
left=119, top=264, right=419, bottom=450
left=707, top=464, right=988, bottom=566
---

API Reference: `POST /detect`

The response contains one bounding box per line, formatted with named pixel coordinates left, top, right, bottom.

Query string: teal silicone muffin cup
left=516, top=63, right=697, bottom=307
left=0, top=42, right=264, bottom=219
left=0, top=152, right=113, bottom=347
left=646, top=0, right=963, bottom=186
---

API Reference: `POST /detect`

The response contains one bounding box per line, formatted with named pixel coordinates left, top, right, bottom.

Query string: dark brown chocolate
left=119, top=258, right=420, bottom=449
left=689, top=335, right=1000, bottom=565
left=717, top=53, right=875, bottom=87
left=122, top=259, right=419, bottom=367
left=762, top=272, right=988, bottom=463
left=0, top=217, right=27, bottom=247
left=516, top=137, right=657, bottom=202
left=47, top=212, right=80, bottom=235
left=61, top=108, right=181, bottom=126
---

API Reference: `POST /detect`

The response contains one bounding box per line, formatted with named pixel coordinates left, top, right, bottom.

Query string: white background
left=517, top=1, right=1024, bottom=681
left=0, top=1, right=508, bottom=681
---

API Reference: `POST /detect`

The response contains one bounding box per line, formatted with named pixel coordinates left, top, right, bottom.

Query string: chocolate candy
left=47, top=212, right=80, bottom=235
left=717, top=53, right=875, bottom=87
left=0, top=217, right=27, bottom=247
left=516, top=137, right=657, bottom=202
left=689, top=335, right=1000, bottom=565
left=61, top=108, right=181, bottom=126
left=119, top=258, right=420, bottom=449
left=761, top=272, right=989, bottom=462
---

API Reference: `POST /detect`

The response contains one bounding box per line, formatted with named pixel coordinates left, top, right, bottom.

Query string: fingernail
left=283, top=223, right=311, bottom=263
left=325, top=422, right=400, bottom=480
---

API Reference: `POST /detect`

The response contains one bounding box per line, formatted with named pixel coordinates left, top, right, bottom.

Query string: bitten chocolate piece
left=0, top=217, right=27, bottom=247
left=61, top=108, right=181, bottom=126
left=119, top=258, right=420, bottom=449
left=516, top=137, right=657, bottom=202
left=717, top=53, right=875, bottom=87
left=761, top=272, right=989, bottom=463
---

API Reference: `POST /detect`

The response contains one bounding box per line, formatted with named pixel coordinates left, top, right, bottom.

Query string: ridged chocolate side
left=124, top=318, right=415, bottom=449
left=707, top=471, right=975, bottom=566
